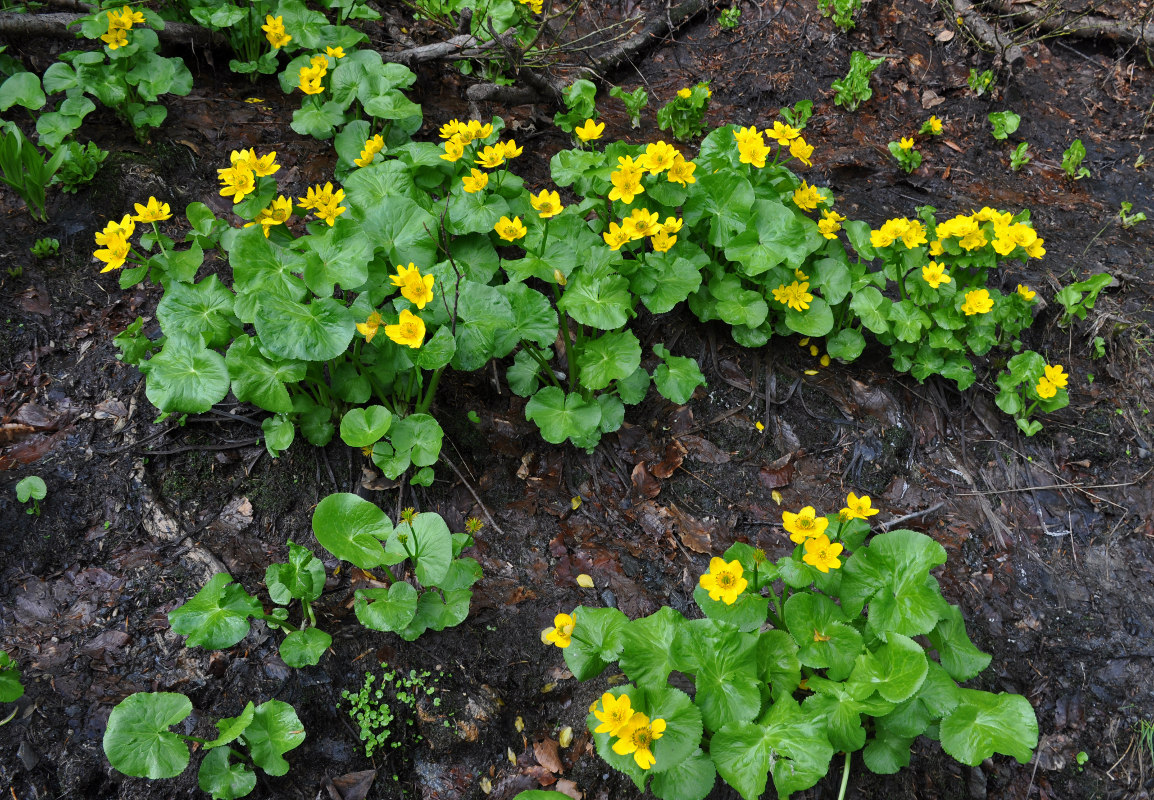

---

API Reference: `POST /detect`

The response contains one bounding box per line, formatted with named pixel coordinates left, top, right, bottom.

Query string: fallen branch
left=986, top=0, right=1153, bottom=51
left=0, top=11, right=226, bottom=49
left=952, top=0, right=1026, bottom=64
left=579, top=0, right=712, bottom=78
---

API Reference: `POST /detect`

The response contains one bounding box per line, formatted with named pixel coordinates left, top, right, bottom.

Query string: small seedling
left=5, top=266, right=22, bottom=279
left=778, top=99, right=813, bottom=130
left=1010, top=141, right=1031, bottom=171
left=831, top=51, right=884, bottom=112
left=1075, top=751, right=1088, bottom=771
left=1118, top=201, right=1146, bottom=229
left=718, top=5, right=741, bottom=28
left=1091, top=336, right=1106, bottom=359
left=1062, top=139, right=1090, bottom=180
left=888, top=137, right=922, bottom=172
left=988, top=110, right=1020, bottom=140
left=968, top=68, right=995, bottom=96
left=15, top=476, right=46, bottom=515
left=467, top=410, right=481, bottom=424
left=609, top=86, right=648, bottom=129
left=0, top=650, right=23, bottom=727
left=819, top=0, right=862, bottom=30
left=30, top=237, right=59, bottom=258
left=656, top=82, right=711, bottom=141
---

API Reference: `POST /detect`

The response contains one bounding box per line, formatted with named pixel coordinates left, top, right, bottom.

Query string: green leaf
left=564, top=606, right=628, bottom=681
left=448, top=189, right=509, bottom=235
left=618, top=606, right=686, bottom=690
left=204, top=703, right=254, bottom=749
left=245, top=699, right=306, bottom=777
left=279, top=627, right=332, bottom=668
left=827, top=328, right=866, bottom=361
left=387, top=512, right=453, bottom=587
left=439, top=557, right=483, bottom=591
left=650, top=748, right=716, bottom=800
left=0, top=72, right=44, bottom=111
left=888, top=299, right=932, bottom=343
left=0, top=651, right=23, bottom=703
left=15, top=476, right=46, bottom=503
left=339, top=406, right=394, bottom=448
left=495, top=282, right=557, bottom=355
left=577, top=330, right=641, bottom=391
left=673, top=620, right=760, bottom=731
left=387, top=413, right=443, bottom=469
left=414, top=325, right=457, bottom=370
left=225, top=337, right=303, bottom=415
left=197, top=748, right=256, bottom=800
left=927, top=603, right=992, bottom=681
left=311, top=493, right=392, bottom=569
left=140, top=335, right=229, bottom=414
left=862, top=729, right=914, bottom=774
left=876, top=660, right=960, bottom=740
left=399, top=587, right=472, bottom=640
left=254, top=295, right=355, bottom=362
left=558, top=268, right=634, bottom=330
left=785, top=296, right=834, bottom=337
left=156, top=275, right=236, bottom=349
left=683, top=171, right=755, bottom=248
left=353, top=196, right=438, bottom=268
left=616, top=365, right=651, bottom=405
left=939, top=689, right=1038, bottom=765
left=632, top=250, right=704, bottom=313
left=299, top=216, right=373, bottom=295
left=847, top=632, right=928, bottom=703
left=850, top=286, right=892, bottom=335
left=525, top=387, right=602, bottom=445
left=103, top=693, right=192, bottom=779
left=840, top=529, right=949, bottom=637
left=227, top=227, right=308, bottom=323
left=261, top=414, right=294, bottom=457
left=756, top=629, right=801, bottom=699
left=355, top=581, right=419, bottom=632
left=710, top=696, right=834, bottom=800
left=41, top=61, right=78, bottom=94
left=168, top=573, right=261, bottom=650
left=265, top=542, right=325, bottom=605
left=451, top=281, right=515, bottom=371
left=692, top=586, right=768, bottom=634
left=652, top=343, right=706, bottom=404
left=291, top=96, right=344, bottom=139
left=784, top=591, right=863, bottom=681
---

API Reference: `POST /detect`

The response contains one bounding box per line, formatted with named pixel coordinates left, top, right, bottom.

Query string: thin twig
left=881, top=502, right=946, bottom=530
left=439, top=451, right=508, bottom=538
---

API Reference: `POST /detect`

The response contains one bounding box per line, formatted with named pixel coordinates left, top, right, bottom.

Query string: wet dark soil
left=2, top=1, right=1154, bottom=799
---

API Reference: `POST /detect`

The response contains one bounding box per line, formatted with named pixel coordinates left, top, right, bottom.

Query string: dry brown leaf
left=669, top=504, right=713, bottom=553
left=630, top=462, right=662, bottom=500
left=935, top=29, right=955, bottom=41
left=533, top=738, right=563, bottom=773
left=554, top=778, right=583, bottom=800
left=921, top=89, right=946, bottom=109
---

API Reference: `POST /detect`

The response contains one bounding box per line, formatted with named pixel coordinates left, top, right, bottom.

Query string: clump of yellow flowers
left=100, top=5, right=144, bottom=50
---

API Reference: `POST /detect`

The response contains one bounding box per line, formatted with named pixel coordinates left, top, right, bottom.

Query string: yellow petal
left=576, top=574, right=595, bottom=588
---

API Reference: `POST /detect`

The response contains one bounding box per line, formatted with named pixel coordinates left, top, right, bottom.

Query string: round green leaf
left=387, top=512, right=452, bottom=587
left=140, top=335, right=230, bottom=414
left=940, top=689, right=1038, bottom=766
left=0, top=650, right=23, bottom=703
left=311, top=493, right=392, bottom=569
left=525, top=387, right=602, bottom=445
left=340, top=406, right=394, bottom=448
left=847, top=633, right=928, bottom=704
left=246, top=700, right=306, bottom=777
left=168, top=573, right=261, bottom=650
left=577, top=330, right=641, bottom=391
left=647, top=685, right=704, bottom=774
left=279, top=627, right=332, bottom=668
left=103, top=692, right=192, bottom=779
left=826, top=328, right=866, bottom=361
left=354, top=582, right=419, bottom=632
left=15, top=476, right=46, bottom=503
left=558, top=269, right=633, bottom=330
left=254, top=295, right=355, bottom=362
left=0, top=72, right=45, bottom=112
left=785, top=296, right=834, bottom=337
left=197, top=742, right=257, bottom=799
left=649, top=748, right=716, bottom=800
left=653, top=345, right=706, bottom=405
left=156, top=275, right=237, bottom=349
left=388, top=413, right=443, bottom=467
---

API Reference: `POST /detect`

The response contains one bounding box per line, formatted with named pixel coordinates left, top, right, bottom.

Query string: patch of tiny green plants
left=1062, top=138, right=1090, bottom=180
left=0, top=650, right=23, bottom=727
left=968, top=68, right=995, bottom=96
left=656, top=83, right=712, bottom=141
left=1054, top=272, right=1112, bottom=326
left=30, top=237, right=59, bottom=258
left=718, top=5, right=741, bottom=29
left=818, top=0, right=861, bottom=30
left=988, top=110, right=1020, bottom=141
left=168, top=541, right=333, bottom=667
left=339, top=665, right=448, bottom=760
left=542, top=495, right=1038, bottom=800
left=45, top=4, right=194, bottom=143
left=832, top=52, right=884, bottom=112
left=15, top=475, right=47, bottom=515
left=103, top=692, right=305, bottom=800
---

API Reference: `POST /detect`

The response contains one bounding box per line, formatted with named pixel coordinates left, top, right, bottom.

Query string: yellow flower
left=1016, top=284, right=1036, bottom=301
left=699, top=557, right=748, bottom=605
left=440, top=136, right=465, bottom=162
left=921, top=261, right=951, bottom=289
left=772, top=281, right=814, bottom=312
left=357, top=311, right=383, bottom=343
left=219, top=168, right=256, bottom=203
left=390, top=263, right=435, bottom=309
left=494, top=215, right=527, bottom=242
left=768, top=121, right=801, bottom=146
left=1043, top=363, right=1068, bottom=389
left=439, top=120, right=462, bottom=140
left=530, top=189, right=563, bottom=218
left=789, top=136, right=814, bottom=167
left=543, top=612, right=576, bottom=648
left=900, top=220, right=927, bottom=249
left=95, top=233, right=131, bottom=273
left=792, top=181, right=822, bottom=212
left=623, top=208, right=660, bottom=239
left=612, top=713, right=666, bottom=770
left=958, top=229, right=988, bottom=251
left=608, top=159, right=645, bottom=204
left=735, top=127, right=771, bottom=168
left=639, top=141, right=679, bottom=174
left=783, top=506, right=829, bottom=543
left=298, top=183, right=346, bottom=225
left=462, top=168, right=489, bottom=194
left=592, top=693, right=636, bottom=737
left=299, top=72, right=325, bottom=95
left=457, top=119, right=492, bottom=145
left=500, top=139, right=523, bottom=160
left=1023, top=238, right=1045, bottom=259
left=651, top=230, right=676, bottom=252
left=474, top=144, right=505, bottom=169
left=840, top=492, right=879, bottom=520
left=1035, top=377, right=1057, bottom=399
left=899, top=137, right=915, bottom=151
left=313, top=198, right=346, bottom=226
left=666, top=154, right=697, bottom=186
left=244, top=195, right=294, bottom=237
left=354, top=135, right=385, bottom=167
left=602, top=221, right=631, bottom=250
left=95, top=215, right=135, bottom=246
left=263, top=15, right=291, bottom=48
left=107, top=6, right=144, bottom=30
left=818, top=209, right=845, bottom=239
left=518, top=0, right=543, bottom=12
left=100, top=26, right=129, bottom=49
left=961, top=288, right=994, bottom=316
left=927, top=115, right=943, bottom=135
left=384, top=309, right=425, bottom=348
left=325, top=45, right=346, bottom=59
left=677, top=87, right=692, bottom=99
left=132, top=197, right=171, bottom=223
left=802, top=534, right=844, bottom=573
left=574, top=119, right=605, bottom=142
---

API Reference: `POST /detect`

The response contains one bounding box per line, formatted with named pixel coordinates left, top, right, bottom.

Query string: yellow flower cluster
left=772, top=280, right=814, bottom=312
left=244, top=196, right=293, bottom=238
left=781, top=501, right=863, bottom=573
left=217, top=148, right=279, bottom=204
left=960, top=288, right=993, bottom=316
left=792, top=180, right=824, bottom=212
left=929, top=209, right=1045, bottom=259
left=356, top=263, right=435, bottom=349
left=869, top=217, right=928, bottom=249
left=438, top=119, right=495, bottom=163
left=592, top=693, right=666, bottom=770
left=732, top=123, right=813, bottom=169
left=818, top=209, right=845, bottom=239
left=602, top=209, right=682, bottom=252
left=262, top=14, right=291, bottom=49
left=609, top=155, right=645, bottom=204
left=100, top=5, right=144, bottom=50
left=92, top=196, right=172, bottom=272
left=517, top=0, right=544, bottom=11
left=299, top=54, right=329, bottom=95
left=1035, top=363, right=1067, bottom=399
left=298, top=181, right=347, bottom=226
left=353, top=134, right=384, bottom=168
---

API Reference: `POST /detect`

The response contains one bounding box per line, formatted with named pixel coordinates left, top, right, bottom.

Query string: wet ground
left=2, top=0, right=1154, bottom=798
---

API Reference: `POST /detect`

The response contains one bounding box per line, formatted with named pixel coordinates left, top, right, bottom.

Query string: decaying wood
left=578, top=0, right=711, bottom=78
left=986, top=0, right=1153, bottom=52
left=952, top=0, right=1026, bottom=64
left=0, top=11, right=225, bottom=49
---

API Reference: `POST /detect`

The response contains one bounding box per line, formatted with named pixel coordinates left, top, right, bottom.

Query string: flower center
left=798, top=517, right=813, bottom=529
left=717, top=573, right=733, bottom=588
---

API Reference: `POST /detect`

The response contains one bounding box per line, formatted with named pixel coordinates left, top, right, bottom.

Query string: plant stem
left=415, top=366, right=445, bottom=414
left=837, top=750, right=852, bottom=800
